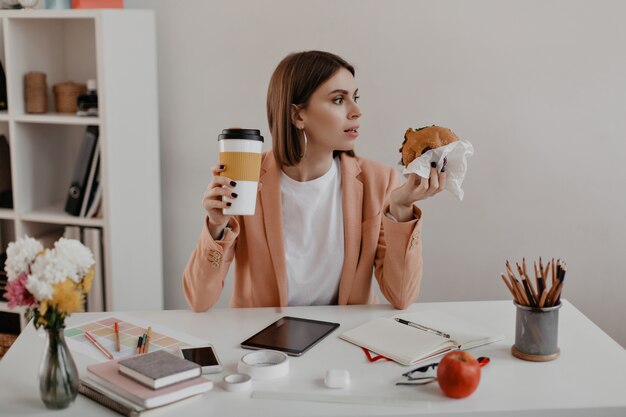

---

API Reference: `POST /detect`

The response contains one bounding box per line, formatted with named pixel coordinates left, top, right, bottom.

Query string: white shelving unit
left=0, top=9, right=163, bottom=324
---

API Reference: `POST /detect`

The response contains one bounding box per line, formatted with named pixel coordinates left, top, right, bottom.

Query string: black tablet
left=240, top=316, right=340, bottom=356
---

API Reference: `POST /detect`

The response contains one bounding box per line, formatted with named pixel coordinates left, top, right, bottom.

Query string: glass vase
left=39, top=327, right=79, bottom=409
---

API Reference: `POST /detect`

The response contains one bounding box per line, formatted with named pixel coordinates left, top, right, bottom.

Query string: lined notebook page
left=395, top=311, right=504, bottom=349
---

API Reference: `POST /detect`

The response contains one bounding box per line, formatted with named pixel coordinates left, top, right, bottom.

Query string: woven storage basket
left=53, top=82, right=87, bottom=113
left=0, top=333, right=18, bottom=359
left=24, top=72, right=48, bottom=114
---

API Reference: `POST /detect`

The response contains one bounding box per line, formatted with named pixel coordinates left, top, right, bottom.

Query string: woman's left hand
left=389, top=161, right=447, bottom=222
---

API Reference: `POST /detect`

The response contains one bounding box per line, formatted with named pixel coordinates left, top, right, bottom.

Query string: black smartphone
left=179, top=344, right=223, bottom=374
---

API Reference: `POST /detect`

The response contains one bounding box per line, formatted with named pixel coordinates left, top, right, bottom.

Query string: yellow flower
left=36, top=300, right=49, bottom=328
left=39, top=299, right=48, bottom=316
left=82, top=268, right=94, bottom=293
left=51, top=279, right=84, bottom=314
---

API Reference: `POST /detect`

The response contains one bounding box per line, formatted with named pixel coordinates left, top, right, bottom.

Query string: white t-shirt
left=280, top=157, right=344, bottom=306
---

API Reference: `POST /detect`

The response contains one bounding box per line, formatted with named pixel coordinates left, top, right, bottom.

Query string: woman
left=183, top=50, right=446, bottom=311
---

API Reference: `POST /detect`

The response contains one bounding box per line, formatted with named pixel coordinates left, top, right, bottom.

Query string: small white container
left=325, top=369, right=350, bottom=389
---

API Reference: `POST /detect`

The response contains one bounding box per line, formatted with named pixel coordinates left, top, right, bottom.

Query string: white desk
left=0, top=300, right=625, bottom=416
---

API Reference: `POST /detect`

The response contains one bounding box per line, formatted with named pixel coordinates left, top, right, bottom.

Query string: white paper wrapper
left=401, top=140, right=474, bottom=200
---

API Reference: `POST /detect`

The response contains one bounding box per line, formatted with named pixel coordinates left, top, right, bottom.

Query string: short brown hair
left=267, top=50, right=356, bottom=167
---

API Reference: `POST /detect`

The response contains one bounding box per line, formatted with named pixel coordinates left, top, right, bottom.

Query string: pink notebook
left=86, top=360, right=212, bottom=408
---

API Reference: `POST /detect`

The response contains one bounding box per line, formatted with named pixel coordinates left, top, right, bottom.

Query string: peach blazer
left=183, top=151, right=423, bottom=311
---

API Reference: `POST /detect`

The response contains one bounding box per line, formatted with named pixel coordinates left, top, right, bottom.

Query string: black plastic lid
left=218, top=128, right=264, bottom=142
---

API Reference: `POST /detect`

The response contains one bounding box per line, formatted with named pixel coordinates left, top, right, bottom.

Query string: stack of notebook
left=80, top=350, right=212, bottom=416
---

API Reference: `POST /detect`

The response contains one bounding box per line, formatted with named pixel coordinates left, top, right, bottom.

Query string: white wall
left=127, top=0, right=626, bottom=347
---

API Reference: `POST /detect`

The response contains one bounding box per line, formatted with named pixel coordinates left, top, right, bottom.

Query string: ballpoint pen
left=394, top=318, right=451, bottom=339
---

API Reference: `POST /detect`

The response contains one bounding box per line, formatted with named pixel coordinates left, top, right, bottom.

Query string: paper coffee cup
left=218, top=128, right=264, bottom=216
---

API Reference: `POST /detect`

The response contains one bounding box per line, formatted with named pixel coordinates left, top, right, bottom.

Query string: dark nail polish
left=219, top=164, right=225, bottom=169
left=226, top=202, right=232, bottom=207
left=430, top=162, right=436, bottom=168
left=230, top=181, right=237, bottom=186
left=231, top=192, right=238, bottom=198
left=441, top=167, right=446, bottom=173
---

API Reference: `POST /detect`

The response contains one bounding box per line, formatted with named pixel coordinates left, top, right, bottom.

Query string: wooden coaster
left=511, top=345, right=560, bottom=362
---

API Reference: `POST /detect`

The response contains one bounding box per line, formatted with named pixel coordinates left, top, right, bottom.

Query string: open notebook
left=339, top=310, right=505, bottom=366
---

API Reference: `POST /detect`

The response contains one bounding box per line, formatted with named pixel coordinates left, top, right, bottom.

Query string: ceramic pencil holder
left=511, top=301, right=561, bottom=362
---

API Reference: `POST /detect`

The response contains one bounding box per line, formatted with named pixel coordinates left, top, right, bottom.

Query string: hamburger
left=399, top=125, right=459, bottom=167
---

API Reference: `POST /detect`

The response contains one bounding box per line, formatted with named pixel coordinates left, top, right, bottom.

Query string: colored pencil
left=85, top=332, right=113, bottom=360
left=517, top=262, right=537, bottom=306
left=135, top=334, right=143, bottom=354
left=538, top=289, right=548, bottom=308
left=501, top=274, right=519, bottom=303
left=114, top=322, right=120, bottom=352
left=501, top=258, right=566, bottom=308
left=144, top=327, right=152, bottom=353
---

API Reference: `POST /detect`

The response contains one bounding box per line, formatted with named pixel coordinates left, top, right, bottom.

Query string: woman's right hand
left=203, top=164, right=237, bottom=240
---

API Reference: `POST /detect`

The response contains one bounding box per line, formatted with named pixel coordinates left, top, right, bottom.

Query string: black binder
left=0, top=60, right=7, bottom=111
left=64, top=125, right=99, bottom=216
left=0, top=134, right=12, bottom=208
left=80, top=145, right=100, bottom=217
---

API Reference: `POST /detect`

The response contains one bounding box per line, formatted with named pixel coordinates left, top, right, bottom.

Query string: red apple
left=436, top=351, right=481, bottom=398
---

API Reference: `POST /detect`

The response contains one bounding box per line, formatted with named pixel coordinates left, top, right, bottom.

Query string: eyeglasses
left=396, top=356, right=490, bottom=386
left=402, top=362, right=439, bottom=380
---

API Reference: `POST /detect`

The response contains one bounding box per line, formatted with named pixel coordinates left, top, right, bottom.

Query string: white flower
left=28, top=249, right=76, bottom=290
left=5, top=236, right=95, bottom=302
left=5, top=236, right=43, bottom=282
left=54, top=238, right=95, bottom=281
left=25, top=273, right=53, bottom=301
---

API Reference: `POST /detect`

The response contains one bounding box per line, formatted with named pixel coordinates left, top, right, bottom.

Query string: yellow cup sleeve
left=219, top=152, right=262, bottom=181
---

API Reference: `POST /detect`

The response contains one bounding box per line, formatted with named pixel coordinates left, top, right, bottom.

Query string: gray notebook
left=118, top=350, right=201, bottom=389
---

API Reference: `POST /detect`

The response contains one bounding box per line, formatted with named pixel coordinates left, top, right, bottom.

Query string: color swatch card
left=64, top=313, right=206, bottom=362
